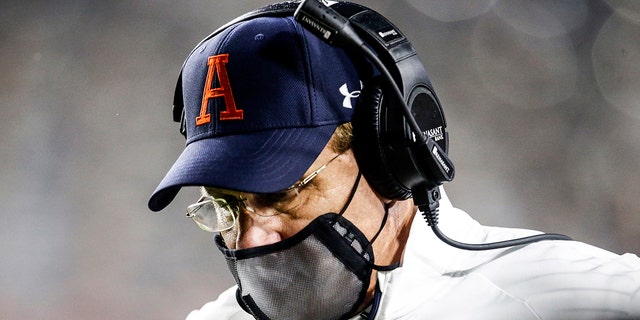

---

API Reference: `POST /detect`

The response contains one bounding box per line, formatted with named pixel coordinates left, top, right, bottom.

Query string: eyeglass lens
left=187, top=198, right=236, bottom=232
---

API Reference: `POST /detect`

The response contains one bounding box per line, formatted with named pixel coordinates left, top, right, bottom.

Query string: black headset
left=294, top=1, right=456, bottom=201
left=172, top=0, right=572, bottom=251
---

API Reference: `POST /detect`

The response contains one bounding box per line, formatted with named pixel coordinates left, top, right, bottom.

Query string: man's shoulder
left=185, top=286, right=253, bottom=320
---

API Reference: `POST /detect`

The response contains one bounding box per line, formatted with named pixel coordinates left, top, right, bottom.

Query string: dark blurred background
left=1, top=0, right=638, bottom=319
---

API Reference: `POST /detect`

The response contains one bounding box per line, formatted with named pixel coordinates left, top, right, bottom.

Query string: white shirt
left=186, top=188, right=640, bottom=320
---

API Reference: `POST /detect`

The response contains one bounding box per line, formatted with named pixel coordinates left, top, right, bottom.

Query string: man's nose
left=235, top=214, right=283, bottom=249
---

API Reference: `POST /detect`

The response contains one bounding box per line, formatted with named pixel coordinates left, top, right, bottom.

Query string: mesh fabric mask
left=214, top=173, right=398, bottom=320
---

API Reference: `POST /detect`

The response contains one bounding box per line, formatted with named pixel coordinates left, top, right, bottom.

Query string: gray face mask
left=214, top=173, right=397, bottom=320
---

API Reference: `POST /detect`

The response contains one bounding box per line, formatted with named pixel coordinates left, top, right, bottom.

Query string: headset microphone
left=294, top=0, right=571, bottom=250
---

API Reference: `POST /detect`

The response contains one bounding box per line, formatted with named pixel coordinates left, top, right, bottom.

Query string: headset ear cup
left=353, top=77, right=412, bottom=200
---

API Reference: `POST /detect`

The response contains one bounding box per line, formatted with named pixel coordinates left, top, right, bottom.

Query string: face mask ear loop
left=337, top=171, right=398, bottom=271
left=368, top=202, right=389, bottom=245
left=338, top=171, right=362, bottom=216
left=367, top=203, right=400, bottom=271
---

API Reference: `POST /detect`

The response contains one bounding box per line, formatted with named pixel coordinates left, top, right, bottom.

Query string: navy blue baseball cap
left=148, top=14, right=363, bottom=211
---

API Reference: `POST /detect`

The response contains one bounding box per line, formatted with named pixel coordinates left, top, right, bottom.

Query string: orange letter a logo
left=196, top=54, right=243, bottom=126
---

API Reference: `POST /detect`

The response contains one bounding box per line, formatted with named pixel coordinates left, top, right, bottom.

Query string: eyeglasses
left=186, top=154, right=341, bottom=232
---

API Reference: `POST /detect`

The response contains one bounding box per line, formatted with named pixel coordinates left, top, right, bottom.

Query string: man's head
left=148, top=2, right=447, bottom=318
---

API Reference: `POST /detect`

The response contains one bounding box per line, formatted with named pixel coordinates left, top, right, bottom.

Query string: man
left=149, top=1, right=640, bottom=319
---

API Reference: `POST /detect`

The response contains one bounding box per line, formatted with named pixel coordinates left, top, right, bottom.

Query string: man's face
left=201, top=145, right=414, bottom=311
left=209, top=147, right=388, bottom=252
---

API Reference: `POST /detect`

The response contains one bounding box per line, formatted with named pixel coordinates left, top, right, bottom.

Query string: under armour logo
left=339, top=81, right=363, bottom=109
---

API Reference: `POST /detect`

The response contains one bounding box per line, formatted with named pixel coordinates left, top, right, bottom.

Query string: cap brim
left=148, top=125, right=336, bottom=211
